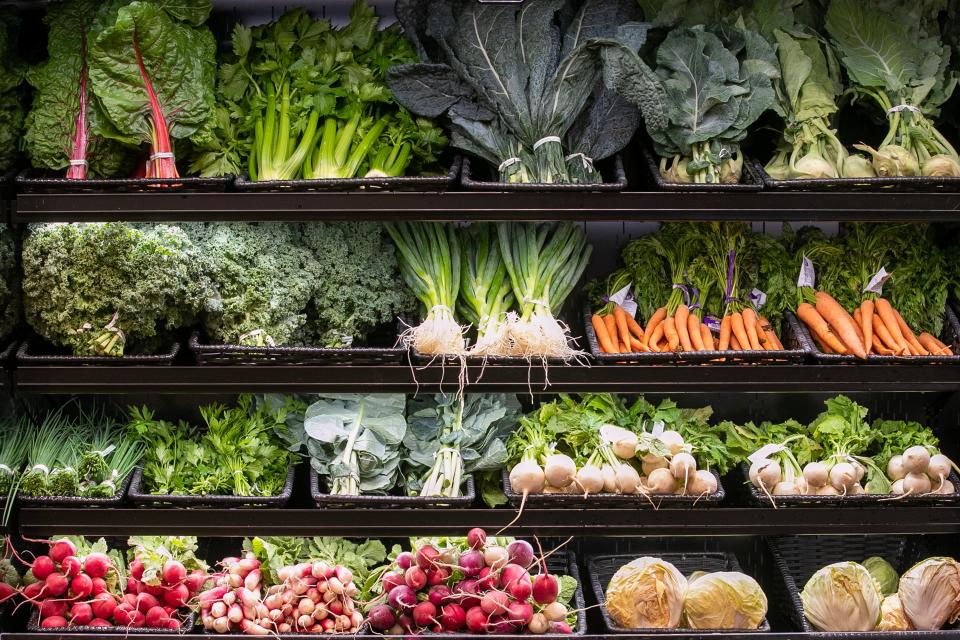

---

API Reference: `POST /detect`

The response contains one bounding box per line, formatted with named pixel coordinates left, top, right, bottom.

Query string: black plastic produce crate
left=767, top=535, right=951, bottom=635
left=16, top=339, right=181, bottom=366
left=17, top=469, right=134, bottom=508
left=795, top=304, right=960, bottom=364
left=28, top=611, right=195, bottom=634
left=310, top=467, right=476, bottom=508
left=587, top=552, right=771, bottom=634
left=500, top=468, right=724, bottom=508
left=189, top=331, right=406, bottom=366
left=753, top=158, right=960, bottom=192
left=233, top=156, right=461, bottom=192
left=742, top=463, right=960, bottom=508
left=17, top=169, right=232, bottom=193
left=584, top=307, right=810, bottom=365
left=642, top=147, right=764, bottom=191
left=127, top=466, right=295, bottom=508
left=461, top=154, right=628, bottom=192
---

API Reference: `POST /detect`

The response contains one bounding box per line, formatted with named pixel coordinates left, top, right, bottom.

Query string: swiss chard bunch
left=826, top=0, right=960, bottom=177
left=604, top=22, right=778, bottom=184
left=388, top=0, right=644, bottom=184
left=128, top=395, right=294, bottom=497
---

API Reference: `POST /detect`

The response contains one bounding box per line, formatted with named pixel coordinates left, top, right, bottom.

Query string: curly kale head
left=22, top=223, right=210, bottom=356
left=0, top=224, right=19, bottom=340
left=297, top=222, right=414, bottom=348
left=184, top=222, right=317, bottom=346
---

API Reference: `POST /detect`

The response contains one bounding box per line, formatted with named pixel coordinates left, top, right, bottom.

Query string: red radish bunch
left=372, top=529, right=574, bottom=635
left=21, top=537, right=203, bottom=630
left=200, top=554, right=363, bottom=635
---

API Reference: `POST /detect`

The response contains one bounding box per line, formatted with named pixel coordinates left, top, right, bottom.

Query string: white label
left=651, top=421, right=665, bottom=436
left=797, top=256, right=816, bottom=289
left=609, top=284, right=638, bottom=318
left=749, top=289, right=767, bottom=310
left=748, top=444, right=784, bottom=464
left=863, top=267, right=891, bottom=295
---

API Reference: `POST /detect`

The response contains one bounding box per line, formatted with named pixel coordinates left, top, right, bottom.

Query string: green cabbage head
left=863, top=556, right=899, bottom=597
left=683, top=571, right=768, bottom=629
left=800, top=562, right=882, bottom=631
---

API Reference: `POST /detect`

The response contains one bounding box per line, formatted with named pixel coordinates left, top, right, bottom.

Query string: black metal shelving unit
left=13, top=363, right=960, bottom=394
left=13, top=189, right=960, bottom=222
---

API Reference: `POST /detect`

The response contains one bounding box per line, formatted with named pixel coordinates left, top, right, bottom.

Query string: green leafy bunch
left=0, top=8, right=26, bottom=172
left=22, top=223, right=211, bottom=357
left=128, top=536, right=207, bottom=586
left=129, top=395, right=294, bottom=497
left=191, top=1, right=445, bottom=180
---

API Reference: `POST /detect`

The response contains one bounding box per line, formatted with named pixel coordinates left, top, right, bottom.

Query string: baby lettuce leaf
left=89, top=1, right=216, bottom=157
left=25, top=0, right=133, bottom=178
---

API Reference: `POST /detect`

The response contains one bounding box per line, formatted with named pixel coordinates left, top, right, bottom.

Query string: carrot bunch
left=798, top=290, right=952, bottom=358
left=591, top=304, right=647, bottom=353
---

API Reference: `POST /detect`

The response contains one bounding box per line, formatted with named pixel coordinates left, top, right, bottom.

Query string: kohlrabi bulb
left=794, top=152, right=838, bottom=179
left=922, top=154, right=960, bottom=177
left=841, top=154, right=876, bottom=178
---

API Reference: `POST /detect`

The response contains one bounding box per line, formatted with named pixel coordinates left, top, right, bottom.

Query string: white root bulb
left=658, top=430, right=686, bottom=455
left=902, top=446, right=931, bottom=475
left=543, top=453, right=577, bottom=489
left=903, top=472, right=932, bottom=495
left=614, top=464, right=642, bottom=494
left=575, top=465, right=604, bottom=495
left=887, top=455, right=906, bottom=481
left=669, top=452, right=697, bottom=480
left=773, top=481, right=801, bottom=496
left=803, top=462, right=829, bottom=488
left=509, top=460, right=545, bottom=495
left=641, top=457, right=668, bottom=476
left=829, top=462, right=857, bottom=491
left=750, top=459, right=781, bottom=489
left=612, top=432, right=638, bottom=460
left=601, top=464, right=617, bottom=493
left=890, top=479, right=905, bottom=495
left=646, top=467, right=677, bottom=494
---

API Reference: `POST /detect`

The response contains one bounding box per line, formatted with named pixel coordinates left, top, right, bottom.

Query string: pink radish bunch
left=19, top=537, right=192, bottom=630
left=372, top=528, right=575, bottom=635
left=200, top=554, right=362, bottom=635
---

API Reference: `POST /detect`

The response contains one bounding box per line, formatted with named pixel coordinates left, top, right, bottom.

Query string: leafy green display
left=22, top=223, right=209, bottom=356
left=128, top=395, right=294, bottom=497
left=389, top=0, right=643, bottom=184
left=193, top=2, right=445, bottom=181
left=604, top=22, right=777, bottom=183
left=826, top=0, right=959, bottom=177
left=0, top=9, right=25, bottom=172
left=89, top=0, right=216, bottom=178
left=24, top=0, right=134, bottom=179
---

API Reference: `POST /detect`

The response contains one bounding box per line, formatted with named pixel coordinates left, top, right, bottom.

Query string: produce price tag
left=608, top=283, right=637, bottom=318
left=748, top=443, right=784, bottom=464
left=797, top=255, right=816, bottom=288
left=651, top=421, right=665, bottom=436
left=749, top=288, right=767, bottom=310
left=863, top=267, right=891, bottom=295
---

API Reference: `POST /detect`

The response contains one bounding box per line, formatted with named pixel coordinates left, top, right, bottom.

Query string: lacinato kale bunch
left=190, top=1, right=446, bottom=181
left=388, top=0, right=643, bottom=185
left=24, top=0, right=134, bottom=179
left=21, top=223, right=210, bottom=356
left=0, top=225, right=19, bottom=340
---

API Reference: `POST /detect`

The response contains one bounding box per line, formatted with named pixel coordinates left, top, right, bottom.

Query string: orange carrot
left=664, top=316, right=680, bottom=351
left=741, top=308, right=762, bottom=350
left=872, top=342, right=896, bottom=356
left=718, top=315, right=732, bottom=351
left=892, top=308, right=928, bottom=356
left=648, top=323, right=665, bottom=352
left=629, top=336, right=649, bottom=352
left=699, top=324, right=714, bottom=351
left=919, top=333, right=952, bottom=355
left=622, top=308, right=645, bottom=341
left=759, top=315, right=783, bottom=350
left=613, top=306, right=632, bottom=353
left=814, top=292, right=867, bottom=359
left=730, top=334, right=742, bottom=350
left=860, top=300, right=874, bottom=355
left=873, top=313, right=904, bottom=354
left=688, top=313, right=705, bottom=351
left=797, top=302, right=847, bottom=354
left=730, top=312, right=751, bottom=352
left=675, top=305, right=692, bottom=352
left=813, top=334, right=833, bottom=354
left=592, top=314, right=617, bottom=354
left=643, top=307, right=667, bottom=348
left=875, top=298, right=908, bottom=353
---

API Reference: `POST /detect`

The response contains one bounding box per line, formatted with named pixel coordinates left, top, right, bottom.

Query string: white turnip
left=817, top=485, right=840, bottom=496
left=829, top=462, right=857, bottom=491
left=903, top=446, right=931, bottom=474
left=642, top=457, right=668, bottom=476
left=890, top=479, right=905, bottom=495
left=647, top=467, right=677, bottom=494
left=687, top=469, right=717, bottom=495
left=614, top=463, right=641, bottom=493
left=575, top=465, right=604, bottom=495
left=903, top=472, right=932, bottom=495
left=669, top=452, right=697, bottom=480
left=612, top=432, right=638, bottom=459
left=749, top=459, right=781, bottom=489
left=509, top=460, right=545, bottom=494
left=601, top=464, right=617, bottom=492
left=543, top=453, right=576, bottom=489
left=803, top=462, right=828, bottom=488
left=927, top=453, right=953, bottom=482
left=773, top=481, right=801, bottom=495
left=933, top=479, right=955, bottom=494
left=887, top=455, right=906, bottom=481
left=658, top=430, right=686, bottom=455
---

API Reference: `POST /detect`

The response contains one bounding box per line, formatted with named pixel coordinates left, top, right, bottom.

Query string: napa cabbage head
left=605, top=557, right=687, bottom=629
left=682, top=571, right=768, bottom=629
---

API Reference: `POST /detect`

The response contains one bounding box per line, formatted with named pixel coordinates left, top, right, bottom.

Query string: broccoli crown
left=0, top=224, right=19, bottom=339
left=21, top=223, right=208, bottom=356
left=184, top=222, right=317, bottom=345
left=297, top=222, right=414, bottom=348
